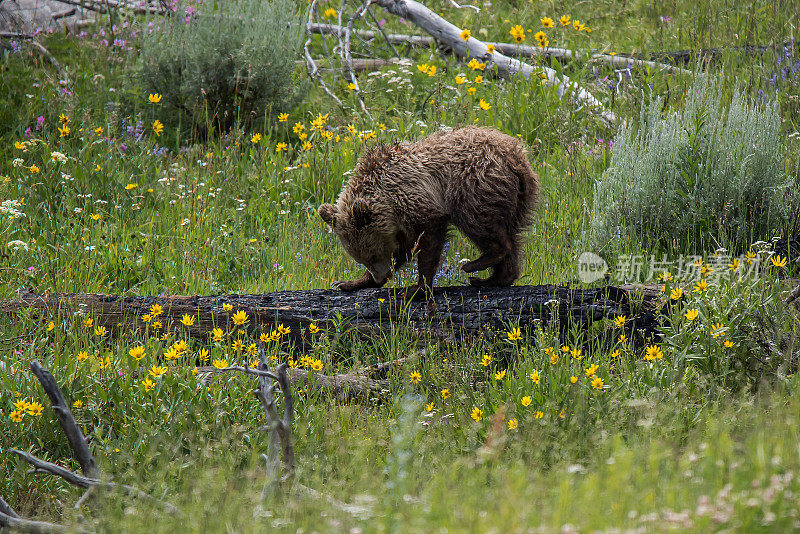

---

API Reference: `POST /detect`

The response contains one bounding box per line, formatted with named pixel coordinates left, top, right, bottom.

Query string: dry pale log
left=1, top=284, right=663, bottom=345
left=348, top=0, right=618, bottom=125
left=308, top=23, right=692, bottom=76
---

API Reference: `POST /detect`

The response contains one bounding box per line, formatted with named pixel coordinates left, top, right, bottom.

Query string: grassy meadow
left=1, top=0, right=800, bottom=531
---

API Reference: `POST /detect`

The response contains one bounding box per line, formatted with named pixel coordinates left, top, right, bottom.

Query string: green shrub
left=586, top=76, right=798, bottom=255
left=138, top=0, right=306, bottom=135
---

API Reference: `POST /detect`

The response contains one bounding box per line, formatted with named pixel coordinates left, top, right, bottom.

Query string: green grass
left=1, top=0, right=800, bottom=531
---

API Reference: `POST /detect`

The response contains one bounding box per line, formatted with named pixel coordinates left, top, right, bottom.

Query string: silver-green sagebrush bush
left=139, top=0, right=306, bottom=134
left=586, top=76, right=798, bottom=255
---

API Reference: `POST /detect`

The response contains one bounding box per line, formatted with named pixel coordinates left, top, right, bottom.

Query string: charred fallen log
left=1, top=284, right=664, bottom=346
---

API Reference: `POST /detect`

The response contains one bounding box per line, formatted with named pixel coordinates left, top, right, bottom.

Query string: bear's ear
left=350, top=197, right=373, bottom=228
left=318, top=203, right=338, bottom=228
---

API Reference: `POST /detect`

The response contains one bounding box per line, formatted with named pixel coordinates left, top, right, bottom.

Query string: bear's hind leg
left=470, top=239, right=522, bottom=287
left=461, top=234, right=511, bottom=274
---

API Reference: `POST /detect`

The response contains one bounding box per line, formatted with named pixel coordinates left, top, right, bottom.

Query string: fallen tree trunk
left=1, top=283, right=663, bottom=344
left=370, top=0, right=617, bottom=125
left=308, top=23, right=693, bottom=76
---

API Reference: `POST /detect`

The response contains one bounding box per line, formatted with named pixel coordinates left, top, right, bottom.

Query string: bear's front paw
left=332, top=280, right=362, bottom=291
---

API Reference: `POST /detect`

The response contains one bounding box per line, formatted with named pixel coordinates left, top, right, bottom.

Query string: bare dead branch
left=29, top=360, right=98, bottom=478
left=304, top=0, right=346, bottom=108
left=445, top=0, right=479, bottom=11
left=787, top=283, right=800, bottom=311
left=0, top=510, right=82, bottom=534
left=343, top=0, right=374, bottom=117
left=8, top=449, right=181, bottom=515
left=0, top=496, right=19, bottom=519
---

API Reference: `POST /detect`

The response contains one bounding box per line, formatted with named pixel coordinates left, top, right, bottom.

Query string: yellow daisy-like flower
left=520, top=396, right=532, bottom=407
left=427, top=65, right=437, bottom=77
left=471, top=407, right=483, bottom=421
left=481, top=354, right=492, bottom=366
left=94, top=126, right=103, bottom=135
left=494, top=369, right=506, bottom=380
left=310, top=359, right=323, bottom=371
left=771, top=255, right=787, bottom=268
left=570, top=376, right=578, bottom=383
left=58, top=125, right=70, bottom=137
left=534, top=411, right=544, bottom=419
left=180, top=314, right=195, bottom=326
left=293, top=122, right=304, bottom=134
left=534, top=30, right=547, bottom=43
left=251, top=133, right=262, bottom=144
left=694, top=279, right=708, bottom=293
left=152, top=120, right=164, bottom=136
left=73, top=399, right=84, bottom=409
left=98, top=355, right=112, bottom=369
left=211, top=327, right=224, bottom=342
left=323, top=7, right=336, bottom=18
left=467, top=87, right=477, bottom=95
left=441, top=388, right=451, bottom=399
left=426, top=402, right=434, bottom=412
left=710, top=322, right=725, bottom=338
left=529, top=370, right=541, bottom=383
left=745, top=250, right=756, bottom=263
left=460, top=29, right=471, bottom=41
left=659, top=271, right=674, bottom=281
left=618, top=334, right=628, bottom=343
left=670, top=287, right=683, bottom=300
left=212, top=358, right=228, bottom=370
left=724, top=340, right=735, bottom=348
left=198, top=348, right=210, bottom=361
left=591, top=376, right=604, bottom=390
left=149, top=365, right=167, bottom=378
left=148, top=93, right=162, bottom=103
left=507, top=327, right=521, bottom=340
left=585, top=364, right=599, bottom=377
left=30, top=164, right=41, bottom=174
left=231, top=339, right=244, bottom=351
left=77, top=351, right=89, bottom=362
left=613, top=315, right=626, bottom=327
left=474, top=75, right=483, bottom=84
left=509, top=24, right=525, bottom=43
left=47, top=321, right=55, bottom=332
left=142, top=378, right=155, bottom=391
left=94, top=326, right=107, bottom=337
left=278, top=113, right=289, bottom=122
left=275, top=142, right=288, bottom=153
left=129, top=345, right=145, bottom=361
left=164, top=346, right=180, bottom=361
left=479, top=99, right=491, bottom=111
left=9, top=410, right=23, bottom=423
left=90, top=213, right=100, bottom=221
left=559, top=14, right=571, bottom=25
left=150, top=304, right=163, bottom=316
left=507, top=418, right=518, bottom=430
left=561, top=345, right=570, bottom=353
left=409, top=371, right=422, bottom=384
left=486, top=43, right=495, bottom=53
left=729, top=258, right=740, bottom=271
left=644, top=345, right=663, bottom=361
left=455, top=75, right=466, bottom=85
left=550, top=352, right=559, bottom=365
left=570, top=348, right=582, bottom=360
left=26, top=401, right=44, bottom=416
left=685, top=309, right=699, bottom=321
left=308, top=323, right=320, bottom=333
left=14, top=141, right=26, bottom=150
left=540, top=17, right=554, bottom=28
left=222, top=303, right=233, bottom=312
left=232, top=310, right=249, bottom=325
left=467, top=58, right=486, bottom=71
left=277, top=323, right=291, bottom=335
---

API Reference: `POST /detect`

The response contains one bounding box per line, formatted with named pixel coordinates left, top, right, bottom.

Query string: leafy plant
left=138, top=0, right=306, bottom=135
left=586, top=75, right=798, bottom=256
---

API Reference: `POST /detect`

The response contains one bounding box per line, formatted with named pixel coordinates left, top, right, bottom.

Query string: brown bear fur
left=318, top=126, right=540, bottom=294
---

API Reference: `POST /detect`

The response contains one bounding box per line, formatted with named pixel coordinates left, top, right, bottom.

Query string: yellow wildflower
left=148, top=93, right=162, bottom=103
left=460, top=29, right=471, bottom=41
left=529, top=370, right=541, bottom=383
left=149, top=365, right=167, bottom=378
left=212, top=359, right=228, bottom=370
left=409, top=371, right=422, bottom=384
left=521, top=396, right=532, bottom=406
left=507, top=418, right=518, bottom=430
left=152, top=120, right=164, bottom=136
left=129, top=345, right=146, bottom=361
left=232, top=310, right=249, bottom=325
left=685, top=309, right=699, bottom=321
left=471, top=407, right=483, bottom=421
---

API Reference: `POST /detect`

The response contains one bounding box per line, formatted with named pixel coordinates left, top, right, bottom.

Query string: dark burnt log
left=1, top=284, right=664, bottom=346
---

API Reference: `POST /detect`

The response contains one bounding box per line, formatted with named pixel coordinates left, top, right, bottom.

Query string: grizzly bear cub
left=318, top=126, right=540, bottom=294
